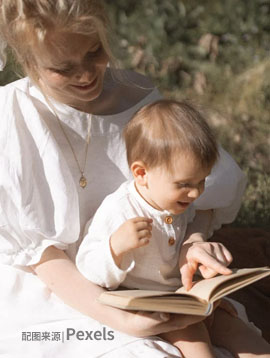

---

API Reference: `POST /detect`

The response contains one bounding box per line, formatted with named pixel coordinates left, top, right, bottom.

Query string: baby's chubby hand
left=110, top=217, right=153, bottom=266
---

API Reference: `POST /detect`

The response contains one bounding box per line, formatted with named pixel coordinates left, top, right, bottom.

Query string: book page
left=175, top=267, right=270, bottom=302
left=210, top=269, right=270, bottom=302
left=99, top=290, right=212, bottom=315
left=104, top=289, right=174, bottom=299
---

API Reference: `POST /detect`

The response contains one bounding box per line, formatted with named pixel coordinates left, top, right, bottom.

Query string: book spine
left=205, top=303, right=213, bottom=316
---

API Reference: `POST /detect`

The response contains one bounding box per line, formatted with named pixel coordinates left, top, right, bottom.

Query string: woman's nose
left=77, top=72, right=90, bottom=83
left=75, top=64, right=94, bottom=82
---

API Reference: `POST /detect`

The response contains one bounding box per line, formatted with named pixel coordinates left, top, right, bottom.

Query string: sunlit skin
left=134, top=152, right=212, bottom=215
left=36, top=32, right=109, bottom=112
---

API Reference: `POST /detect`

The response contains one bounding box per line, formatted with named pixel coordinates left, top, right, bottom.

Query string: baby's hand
left=110, top=217, right=152, bottom=266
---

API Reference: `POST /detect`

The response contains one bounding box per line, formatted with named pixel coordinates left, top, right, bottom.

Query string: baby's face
left=141, top=153, right=211, bottom=215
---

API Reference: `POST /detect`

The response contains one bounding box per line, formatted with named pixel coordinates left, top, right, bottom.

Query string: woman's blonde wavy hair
left=0, top=0, right=114, bottom=82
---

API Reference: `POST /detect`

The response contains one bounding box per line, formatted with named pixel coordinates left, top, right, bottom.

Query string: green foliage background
left=1, top=0, right=269, bottom=228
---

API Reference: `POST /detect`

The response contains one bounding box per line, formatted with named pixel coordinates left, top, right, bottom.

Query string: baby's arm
left=76, top=197, right=152, bottom=289
left=110, top=217, right=152, bottom=267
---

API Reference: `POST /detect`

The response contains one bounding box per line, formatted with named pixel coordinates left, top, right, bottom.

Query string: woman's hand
left=179, top=240, right=233, bottom=291
left=122, top=310, right=206, bottom=337
left=179, top=209, right=232, bottom=290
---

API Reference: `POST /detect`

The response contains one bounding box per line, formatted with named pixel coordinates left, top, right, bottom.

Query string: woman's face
left=35, top=31, right=109, bottom=110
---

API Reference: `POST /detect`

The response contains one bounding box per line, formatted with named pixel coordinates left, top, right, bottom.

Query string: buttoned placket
left=162, top=214, right=177, bottom=247
left=157, top=213, right=183, bottom=284
left=127, top=181, right=183, bottom=252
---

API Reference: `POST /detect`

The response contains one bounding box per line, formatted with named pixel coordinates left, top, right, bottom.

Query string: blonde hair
left=0, top=0, right=113, bottom=81
left=124, top=99, right=219, bottom=171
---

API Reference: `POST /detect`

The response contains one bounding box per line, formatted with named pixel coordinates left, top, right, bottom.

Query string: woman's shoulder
left=0, top=77, right=31, bottom=110
left=0, top=77, right=29, bottom=93
left=0, top=77, right=30, bottom=130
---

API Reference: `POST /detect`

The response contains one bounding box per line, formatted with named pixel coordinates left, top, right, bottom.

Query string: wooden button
left=165, top=216, right=173, bottom=224
left=168, top=237, right=176, bottom=246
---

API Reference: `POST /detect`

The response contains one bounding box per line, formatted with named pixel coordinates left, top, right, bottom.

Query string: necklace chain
left=46, top=99, right=92, bottom=189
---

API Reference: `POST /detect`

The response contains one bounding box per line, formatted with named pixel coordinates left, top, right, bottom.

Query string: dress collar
left=28, top=78, right=159, bottom=140
left=28, top=82, right=91, bottom=140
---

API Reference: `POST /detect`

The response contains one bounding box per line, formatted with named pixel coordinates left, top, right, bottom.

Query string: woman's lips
left=70, top=77, right=98, bottom=91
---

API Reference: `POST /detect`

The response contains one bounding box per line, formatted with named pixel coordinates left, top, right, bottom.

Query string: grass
left=105, top=0, right=270, bottom=230
left=165, top=60, right=270, bottom=229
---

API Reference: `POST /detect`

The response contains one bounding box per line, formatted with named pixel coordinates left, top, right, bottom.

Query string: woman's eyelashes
left=49, top=45, right=104, bottom=75
left=86, top=43, right=103, bottom=57
left=51, top=67, right=74, bottom=75
left=48, top=43, right=103, bottom=75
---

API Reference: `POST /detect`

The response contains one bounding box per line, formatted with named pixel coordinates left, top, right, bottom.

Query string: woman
left=0, top=1, right=252, bottom=357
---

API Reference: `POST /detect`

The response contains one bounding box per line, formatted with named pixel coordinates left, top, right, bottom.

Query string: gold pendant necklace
left=59, top=114, right=92, bottom=188
left=46, top=99, right=92, bottom=189
left=79, top=174, right=87, bottom=189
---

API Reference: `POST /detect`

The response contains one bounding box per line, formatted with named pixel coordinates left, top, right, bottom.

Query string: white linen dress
left=0, top=75, right=254, bottom=358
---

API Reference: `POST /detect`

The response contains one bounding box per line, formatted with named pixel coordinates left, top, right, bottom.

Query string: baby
left=77, top=99, right=265, bottom=358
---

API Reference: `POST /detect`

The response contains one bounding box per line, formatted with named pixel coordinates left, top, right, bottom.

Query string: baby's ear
left=130, top=161, right=148, bottom=186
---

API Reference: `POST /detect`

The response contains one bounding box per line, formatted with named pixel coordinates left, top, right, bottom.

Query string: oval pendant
left=79, top=175, right=87, bottom=188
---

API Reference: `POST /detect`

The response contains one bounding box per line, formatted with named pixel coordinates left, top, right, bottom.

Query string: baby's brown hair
left=124, top=99, right=219, bottom=171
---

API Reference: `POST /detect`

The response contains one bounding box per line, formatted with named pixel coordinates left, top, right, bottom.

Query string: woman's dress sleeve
left=0, top=85, right=80, bottom=266
left=194, top=146, right=247, bottom=236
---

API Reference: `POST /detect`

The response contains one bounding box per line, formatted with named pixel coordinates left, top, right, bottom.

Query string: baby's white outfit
left=77, top=180, right=196, bottom=291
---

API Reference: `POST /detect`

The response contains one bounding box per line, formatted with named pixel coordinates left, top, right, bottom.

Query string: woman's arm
left=32, top=245, right=205, bottom=337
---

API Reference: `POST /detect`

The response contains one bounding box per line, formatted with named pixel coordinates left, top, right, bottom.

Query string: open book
left=98, top=267, right=270, bottom=316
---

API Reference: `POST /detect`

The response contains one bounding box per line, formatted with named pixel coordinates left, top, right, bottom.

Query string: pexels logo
left=66, top=327, right=114, bottom=341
